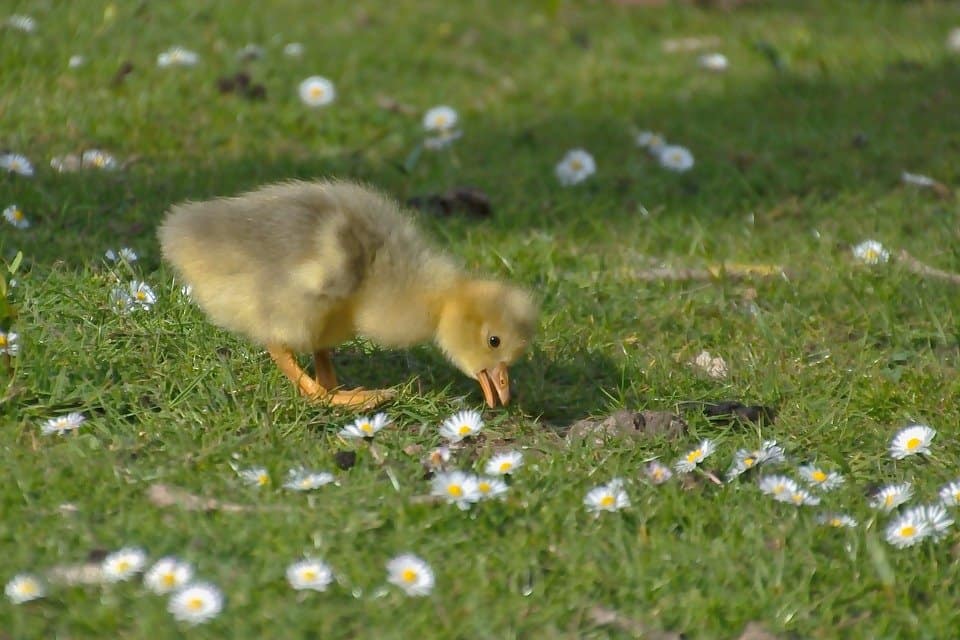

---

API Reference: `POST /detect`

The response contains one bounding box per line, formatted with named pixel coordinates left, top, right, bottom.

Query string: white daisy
left=852, top=239, right=889, bottom=265
left=0, top=330, right=19, bottom=356
left=283, top=468, right=334, bottom=491
left=950, top=27, right=960, bottom=53
left=68, top=54, right=85, bottom=68
left=584, top=479, right=630, bottom=513
left=674, top=439, right=716, bottom=473
left=475, top=476, right=508, bottom=501
left=144, top=557, right=193, bottom=595
left=938, top=479, right=960, bottom=507
left=658, top=145, right=694, bottom=172
left=758, top=440, right=786, bottom=465
left=286, top=559, right=334, bottom=591
left=41, top=412, right=86, bottom=436
left=157, top=46, right=199, bottom=68
left=698, top=52, right=729, bottom=72
left=0, top=154, right=34, bottom=177
left=239, top=466, right=271, bottom=488
left=283, top=42, right=304, bottom=57
left=105, top=247, right=138, bottom=263
left=555, top=149, right=596, bottom=186
left=885, top=509, right=931, bottom=548
left=870, top=482, right=913, bottom=512
left=430, top=470, right=479, bottom=510
left=169, top=582, right=223, bottom=624
left=128, top=280, right=156, bottom=310
left=339, top=412, right=390, bottom=439
left=889, top=424, right=935, bottom=460
left=5, top=574, right=44, bottom=603
left=424, top=129, right=463, bottom=151
left=298, top=76, right=336, bottom=107
left=783, top=488, right=820, bottom=506
left=901, top=171, right=936, bottom=188
left=102, top=547, right=147, bottom=582
left=81, top=149, right=118, bottom=170
left=798, top=465, right=845, bottom=491
left=110, top=287, right=134, bottom=314
left=485, top=450, right=523, bottom=476
left=635, top=131, right=666, bottom=153
left=3, top=205, right=29, bottom=229
left=386, top=554, right=434, bottom=597
left=180, top=284, right=193, bottom=298
left=423, top=105, right=458, bottom=132
left=726, top=450, right=761, bottom=480
left=6, top=15, right=36, bottom=33
left=920, top=504, right=953, bottom=540
left=50, top=155, right=80, bottom=173
left=439, top=410, right=483, bottom=443
left=423, top=445, right=452, bottom=471
left=758, top=475, right=798, bottom=499
left=645, top=461, right=673, bottom=485
left=817, top=513, right=858, bottom=528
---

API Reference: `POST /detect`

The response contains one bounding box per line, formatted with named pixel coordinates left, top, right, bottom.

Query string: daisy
left=475, top=476, right=508, bottom=501
left=110, top=287, right=134, bottom=314
left=635, top=131, right=666, bottom=153
left=920, top=504, right=953, bottom=540
left=3, top=205, right=29, bottom=229
left=128, top=280, right=156, bottom=310
left=658, top=145, right=694, bottom=172
left=157, top=46, right=199, bottom=68
left=645, top=461, right=673, bottom=485
left=698, top=52, right=729, bottom=72
left=758, top=440, right=786, bottom=465
left=298, top=76, right=336, bottom=107
left=50, top=155, right=80, bottom=173
left=901, top=171, right=935, bottom=188
left=485, top=450, right=523, bottom=476
left=674, top=439, right=716, bottom=473
left=339, top=412, right=390, bottom=439
left=555, top=149, right=596, bottom=186
left=144, top=557, right=193, bottom=595
left=889, top=424, right=935, bottom=460
left=283, top=42, right=304, bottom=57
left=423, top=445, right=452, bottom=471
left=286, top=559, right=334, bottom=591
left=727, top=449, right=761, bottom=480
left=169, top=582, right=224, bottom=624
left=584, top=479, right=630, bottom=513
left=0, top=153, right=34, bottom=177
left=0, top=330, right=19, bottom=356
left=180, top=284, right=193, bottom=298
left=798, top=465, right=845, bottom=491
left=68, top=54, right=85, bottom=68
left=283, top=468, right=334, bottom=491
left=41, top=412, right=86, bottom=436
left=852, top=239, right=889, bottom=265
left=5, top=574, right=44, bottom=604
left=6, top=15, right=36, bottom=33
left=784, top=488, right=820, bottom=506
left=758, top=475, right=798, bottom=499
left=423, top=105, right=458, bottom=132
left=102, top=547, right=147, bottom=582
left=239, top=466, right=270, bottom=488
left=885, top=509, right=930, bottom=548
left=105, top=247, right=138, bottom=263
left=817, top=513, right=858, bottom=528
left=938, top=479, right=960, bottom=507
left=869, top=482, right=913, bottom=512
left=386, top=554, right=434, bottom=597
left=439, top=409, right=483, bottom=443
left=430, top=470, right=479, bottom=509
left=82, top=149, right=118, bottom=170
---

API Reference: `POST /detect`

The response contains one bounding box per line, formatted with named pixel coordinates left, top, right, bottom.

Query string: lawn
left=3, top=0, right=960, bottom=637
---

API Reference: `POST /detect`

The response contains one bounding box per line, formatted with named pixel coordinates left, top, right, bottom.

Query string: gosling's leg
left=268, top=345, right=394, bottom=410
left=313, top=349, right=339, bottom=389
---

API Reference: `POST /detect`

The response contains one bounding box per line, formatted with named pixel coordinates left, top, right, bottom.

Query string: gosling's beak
left=477, top=362, right=510, bottom=408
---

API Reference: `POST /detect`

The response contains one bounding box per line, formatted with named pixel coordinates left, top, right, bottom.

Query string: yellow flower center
left=19, top=581, right=36, bottom=595
left=447, top=484, right=463, bottom=498
left=499, top=462, right=512, bottom=473
left=569, top=159, right=583, bottom=171
left=162, top=573, right=177, bottom=587
left=830, top=518, right=842, bottom=527
left=458, top=425, right=472, bottom=436
left=302, top=569, right=317, bottom=581
left=116, top=560, right=130, bottom=572
left=257, top=474, right=269, bottom=486
left=478, top=482, right=491, bottom=494
left=12, top=208, right=23, bottom=221
left=360, top=423, right=372, bottom=434
left=791, top=493, right=804, bottom=504
left=434, top=115, right=448, bottom=128
left=0, top=335, right=6, bottom=347
left=652, top=469, right=664, bottom=480
left=954, top=490, right=960, bottom=502
left=686, top=449, right=702, bottom=463
left=600, top=494, right=615, bottom=507
left=772, top=484, right=785, bottom=495
left=900, top=525, right=915, bottom=538
left=743, top=457, right=755, bottom=467
left=864, top=249, right=878, bottom=261
left=906, top=437, right=921, bottom=450
left=187, top=596, right=205, bottom=611
left=884, top=494, right=895, bottom=507
left=811, top=470, right=827, bottom=482
left=310, top=85, right=324, bottom=98
left=401, top=569, right=417, bottom=583
left=300, top=479, right=313, bottom=488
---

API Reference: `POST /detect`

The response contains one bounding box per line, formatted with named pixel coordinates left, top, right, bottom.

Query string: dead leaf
left=682, top=400, right=777, bottom=427
left=376, top=94, right=417, bottom=115
left=110, top=61, right=134, bottom=87
left=897, top=249, right=960, bottom=284
left=47, top=563, right=104, bottom=586
left=588, top=606, right=682, bottom=640
left=737, top=621, right=782, bottom=640
left=406, top=187, right=492, bottom=218
left=334, top=450, right=357, bottom=470
left=567, top=410, right=687, bottom=443
left=402, top=444, right=423, bottom=457
left=147, top=483, right=251, bottom=513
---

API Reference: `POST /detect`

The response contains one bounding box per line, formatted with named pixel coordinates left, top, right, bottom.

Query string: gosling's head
left=435, top=279, right=538, bottom=408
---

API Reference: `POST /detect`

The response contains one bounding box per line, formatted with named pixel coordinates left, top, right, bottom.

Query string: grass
left=3, top=0, right=960, bottom=637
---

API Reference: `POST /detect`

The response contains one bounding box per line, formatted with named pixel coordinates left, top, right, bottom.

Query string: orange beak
left=476, top=362, right=510, bottom=408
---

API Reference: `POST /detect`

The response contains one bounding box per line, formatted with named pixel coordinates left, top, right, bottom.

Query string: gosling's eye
left=488, top=335, right=501, bottom=348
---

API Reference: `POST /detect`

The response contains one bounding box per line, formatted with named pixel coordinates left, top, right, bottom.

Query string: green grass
left=4, top=0, right=960, bottom=637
